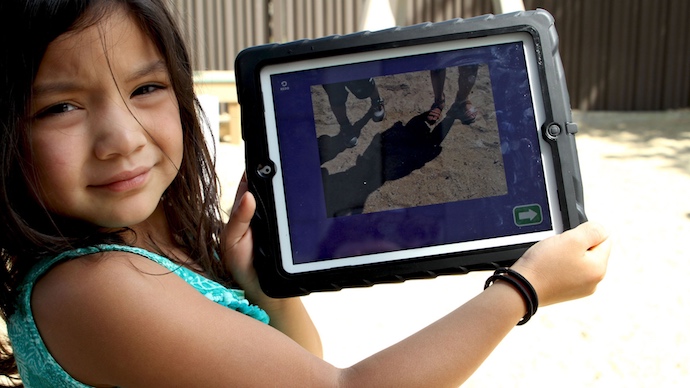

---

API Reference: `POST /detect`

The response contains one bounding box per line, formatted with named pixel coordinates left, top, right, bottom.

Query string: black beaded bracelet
left=484, top=268, right=539, bottom=325
left=494, top=268, right=539, bottom=315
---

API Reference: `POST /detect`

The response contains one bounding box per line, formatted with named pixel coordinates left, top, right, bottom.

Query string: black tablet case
left=235, top=9, right=586, bottom=297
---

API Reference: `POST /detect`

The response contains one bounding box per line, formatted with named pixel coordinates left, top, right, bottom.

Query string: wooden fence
left=525, top=0, right=690, bottom=110
left=170, top=0, right=689, bottom=111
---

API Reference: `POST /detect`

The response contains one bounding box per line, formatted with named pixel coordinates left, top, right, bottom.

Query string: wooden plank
left=603, top=0, right=627, bottom=110
left=680, top=0, right=690, bottom=108
left=253, top=1, right=268, bottom=45
left=327, top=0, right=338, bottom=35
left=222, top=1, right=235, bottom=67
left=210, top=0, right=221, bottom=69
left=634, top=0, right=661, bottom=109
left=278, top=0, right=297, bottom=42
left=590, top=0, right=610, bottom=110
left=342, top=0, right=354, bottom=32
left=294, top=0, right=304, bottom=39
left=563, top=0, right=583, bottom=109
left=662, top=0, right=690, bottom=108
left=314, top=0, right=325, bottom=36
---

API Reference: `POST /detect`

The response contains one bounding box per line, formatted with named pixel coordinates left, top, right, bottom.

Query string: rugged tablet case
left=235, top=9, right=586, bottom=297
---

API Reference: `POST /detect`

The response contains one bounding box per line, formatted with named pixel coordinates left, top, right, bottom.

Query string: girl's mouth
left=92, top=167, right=151, bottom=192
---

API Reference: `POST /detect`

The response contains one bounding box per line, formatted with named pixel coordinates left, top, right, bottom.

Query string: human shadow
left=317, top=109, right=376, bottom=164
left=320, top=111, right=459, bottom=217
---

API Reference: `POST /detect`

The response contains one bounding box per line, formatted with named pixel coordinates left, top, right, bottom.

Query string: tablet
left=235, top=9, right=586, bottom=297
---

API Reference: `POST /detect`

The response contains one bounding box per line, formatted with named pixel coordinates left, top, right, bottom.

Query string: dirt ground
left=312, top=65, right=507, bottom=216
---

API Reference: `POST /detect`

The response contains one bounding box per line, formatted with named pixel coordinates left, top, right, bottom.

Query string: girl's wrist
left=484, top=268, right=539, bottom=325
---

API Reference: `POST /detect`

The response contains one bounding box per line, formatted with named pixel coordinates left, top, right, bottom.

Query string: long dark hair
left=0, top=0, right=227, bottom=383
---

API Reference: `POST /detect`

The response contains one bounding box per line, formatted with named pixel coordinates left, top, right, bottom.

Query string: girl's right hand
left=510, top=221, right=612, bottom=307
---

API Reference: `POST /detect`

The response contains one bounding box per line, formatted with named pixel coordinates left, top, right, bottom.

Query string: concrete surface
left=217, top=109, right=690, bottom=387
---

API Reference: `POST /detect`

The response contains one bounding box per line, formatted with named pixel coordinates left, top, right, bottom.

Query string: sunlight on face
left=28, top=7, right=183, bottom=230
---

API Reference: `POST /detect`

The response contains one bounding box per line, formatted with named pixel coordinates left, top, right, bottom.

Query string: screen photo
left=312, top=64, right=507, bottom=218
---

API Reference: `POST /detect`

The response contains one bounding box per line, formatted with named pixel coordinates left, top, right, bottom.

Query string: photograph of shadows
left=312, top=64, right=508, bottom=217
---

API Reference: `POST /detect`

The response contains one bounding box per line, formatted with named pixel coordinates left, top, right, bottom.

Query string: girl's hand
left=221, top=174, right=323, bottom=356
left=510, top=221, right=612, bottom=307
left=221, top=174, right=268, bottom=305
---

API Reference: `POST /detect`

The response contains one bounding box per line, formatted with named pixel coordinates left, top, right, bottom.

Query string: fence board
left=604, top=0, right=631, bottom=110
left=527, top=0, right=689, bottom=110
left=406, top=0, right=492, bottom=24
left=666, top=0, right=690, bottom=108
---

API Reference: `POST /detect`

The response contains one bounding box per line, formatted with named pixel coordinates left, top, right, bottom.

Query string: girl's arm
left=222, top=176, right=322, bottom=357
left=344, top=221, right=611, bottom=386
left=31, top=221, right=609, bottom=387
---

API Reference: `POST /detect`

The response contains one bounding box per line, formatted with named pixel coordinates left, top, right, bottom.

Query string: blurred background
left=201, top=1, right=689, bottom=386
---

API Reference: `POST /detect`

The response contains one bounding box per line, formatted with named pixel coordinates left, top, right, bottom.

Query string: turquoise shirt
left=7, top=244, right=269, bottom=387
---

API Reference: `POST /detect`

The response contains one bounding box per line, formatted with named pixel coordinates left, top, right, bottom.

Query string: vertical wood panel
left=222, top=2, right=236, bottom=68
left=580, top=0, right=609, bottom=110
left=634, top=0, right=655, bottom=109
left=604, top=0, right=631, bottom=110
left=192, top=0, right=206, bottom=69
left=340, top=0, right=348, bottom=32
left=314, top=0, right=325, bottom=37
left=671, top=0, right=690, bottom=108
left=406, top=0, right=492, bottom=24
left=527, top=0, right=689, bottom=110
left=660, top=0, right=688, bottom=108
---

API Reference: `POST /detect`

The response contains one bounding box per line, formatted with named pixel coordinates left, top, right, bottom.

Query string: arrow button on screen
left=513, top=204, right=543, bottom=226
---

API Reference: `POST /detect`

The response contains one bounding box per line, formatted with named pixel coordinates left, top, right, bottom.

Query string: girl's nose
left=92, top=102, right=149, bottom=160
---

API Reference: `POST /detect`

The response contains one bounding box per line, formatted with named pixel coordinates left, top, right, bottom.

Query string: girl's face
left=28, top=8, right=183, bottom=229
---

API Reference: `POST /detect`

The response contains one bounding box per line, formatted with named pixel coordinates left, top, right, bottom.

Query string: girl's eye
left=132, top=84, right=165, bottom=97
left=35, top=103, right=78, bottom=118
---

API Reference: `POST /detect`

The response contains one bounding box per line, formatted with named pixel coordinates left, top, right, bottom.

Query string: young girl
left=0, top=0, right=611, bottom=386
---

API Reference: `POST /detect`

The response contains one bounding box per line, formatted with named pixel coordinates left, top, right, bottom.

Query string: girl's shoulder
left=12, top=245, right=269, bottom=386
left=30, top=246, right=197, bottom=322
left=25, top=245, right=266, bottom=319
left=7, top=246, right=184, bottom=387
left=25, top=247, right=204, bottom=384
left=29, top=245, right=268, bottom=326
left=32, top=245, right=183, bottom=299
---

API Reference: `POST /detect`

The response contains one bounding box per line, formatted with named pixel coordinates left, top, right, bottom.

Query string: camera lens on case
left=257, top=163, right=274, bottom=178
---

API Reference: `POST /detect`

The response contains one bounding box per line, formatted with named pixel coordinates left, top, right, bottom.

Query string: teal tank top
left=7, top=244, right=269, bottom=387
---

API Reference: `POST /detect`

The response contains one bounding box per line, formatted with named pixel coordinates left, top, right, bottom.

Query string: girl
left=0, top=0, right=611, bottom=387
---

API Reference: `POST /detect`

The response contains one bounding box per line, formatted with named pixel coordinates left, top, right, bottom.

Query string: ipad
left=235, top=9, right=586, bottom=297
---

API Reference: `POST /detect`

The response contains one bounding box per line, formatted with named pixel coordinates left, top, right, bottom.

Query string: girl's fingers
left=232, top=173, right=249, bottom=214
left=511, top=222, right=612, bottom=307
left=224, top=191, right=256, bottom=249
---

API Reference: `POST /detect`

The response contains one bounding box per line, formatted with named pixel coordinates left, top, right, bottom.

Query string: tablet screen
left=259, top=32, right=562, bottom=273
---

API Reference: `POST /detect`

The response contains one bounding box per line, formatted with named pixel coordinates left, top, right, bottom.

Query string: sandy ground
left=312, top=65, right=506, bottom=216
left=218, top=109, right=690, bottom=387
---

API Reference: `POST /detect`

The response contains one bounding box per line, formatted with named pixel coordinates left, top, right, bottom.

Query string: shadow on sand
left=319, top=111, right=459, bottom=217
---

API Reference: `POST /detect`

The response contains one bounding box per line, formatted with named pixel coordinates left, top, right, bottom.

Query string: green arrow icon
left=513, top=204, right=543, bottom=226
